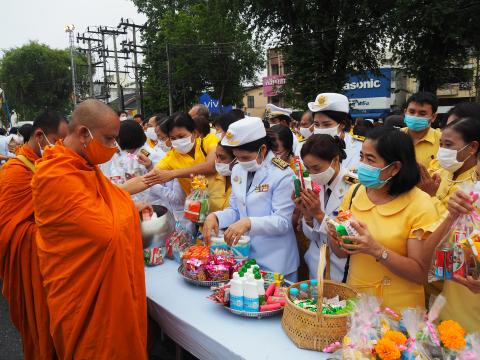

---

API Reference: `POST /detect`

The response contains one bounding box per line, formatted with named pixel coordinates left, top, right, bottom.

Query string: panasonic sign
left=343, top=79, right=382, bottom=91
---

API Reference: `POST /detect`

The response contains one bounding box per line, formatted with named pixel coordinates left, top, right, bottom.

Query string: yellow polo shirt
left=402, top=127, right=441, bottom=168
left=156, top=135, right=226, bottom=212
left=340, top=185, right=438, bottom=313
left=431, top=166, right=476, bottom=217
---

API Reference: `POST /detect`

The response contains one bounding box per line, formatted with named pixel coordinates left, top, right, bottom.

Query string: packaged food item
left=210, top=232, right=251, bottom=258
left=165, top=222, right=195, bottom=261
left=143, top=247, right=164, bottom=266
left=326, top=210, right=358, bottom=244
left=184, top=175, right=209, bottom=223
left=430, top=211, right=480, bottom=282
left=184, top=258, right=207, bottom=281
left=205, top=264, right=230, bottom=282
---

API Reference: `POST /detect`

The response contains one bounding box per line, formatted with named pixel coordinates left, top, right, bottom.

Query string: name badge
left=255, top=184, right=269, bottom=192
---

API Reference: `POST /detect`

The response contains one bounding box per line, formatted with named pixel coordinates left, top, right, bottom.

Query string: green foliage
left=388, top=0, right=478, bottom=92
left=240, top=0, right=395, bottom=107
left=0, top=41, right=88, bottom=121
left=133, top=0, right=264, bottom=115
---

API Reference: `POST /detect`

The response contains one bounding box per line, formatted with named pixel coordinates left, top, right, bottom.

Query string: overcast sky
left=0, top=0, right=147, bottom=51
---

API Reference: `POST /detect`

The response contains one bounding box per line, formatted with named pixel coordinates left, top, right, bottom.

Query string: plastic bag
left=184, top=175, right=209, bottom=223
left=430, top=213, right=480, bottom=282
left=165, top=221, right=195, bottom=262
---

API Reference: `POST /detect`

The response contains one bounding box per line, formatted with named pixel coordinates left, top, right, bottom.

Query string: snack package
left=184, top=258, right=207, bottom=281
left=210, top=232, right=251, bottom=259
left=205, top=264, right=230, bottom=282
left=143, top=247, right=164, bottom=266
left=165, top=221, right=195, bottom=261
left=326, top=210, right=359, bottom=244
left=184, top=175, right=209, bottom=223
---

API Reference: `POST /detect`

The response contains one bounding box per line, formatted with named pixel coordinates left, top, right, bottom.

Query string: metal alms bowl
left=141, top=205, right=175, bottom=249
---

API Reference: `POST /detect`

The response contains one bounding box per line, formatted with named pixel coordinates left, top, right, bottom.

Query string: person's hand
left=135, top=201, right=154, bottom=218
left=202, top=213, right=219, bottom=246
left=418, top=165, right=441, bottom=197
left=224, top=218, right=251, bottom=246
left=143, top=169, right=174, bottom=186
left=137, top=153, right=153, bottom=170
left=453, top=275, right=480, bottom=294
left=326, top=223, right=342, bottom=247
left=448, top=190, right=474, bottom=218
left=300, top=189, right=323, bottom=219
left=342, top=220, right=383, bottom=257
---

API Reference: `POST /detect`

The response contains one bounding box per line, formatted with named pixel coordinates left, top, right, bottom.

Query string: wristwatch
left=376, top=248, right=389, bottom=262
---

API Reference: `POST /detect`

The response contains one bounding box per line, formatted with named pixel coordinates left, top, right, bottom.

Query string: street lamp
left=65, top=24, right=77, bottom=106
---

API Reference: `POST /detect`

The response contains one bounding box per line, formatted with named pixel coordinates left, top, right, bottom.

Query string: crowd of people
left=1, top=90, right=480, bottom=358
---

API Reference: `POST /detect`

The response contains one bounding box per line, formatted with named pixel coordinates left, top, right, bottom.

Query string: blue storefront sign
left=343, top=68, right=392, bottom=118
left=198, top=93, right=232, bottom=114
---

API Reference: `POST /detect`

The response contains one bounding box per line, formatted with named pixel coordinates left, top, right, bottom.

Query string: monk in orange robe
left=31, top=99, right=147, bottom=359
left=0, top=111, right=68, bottom=360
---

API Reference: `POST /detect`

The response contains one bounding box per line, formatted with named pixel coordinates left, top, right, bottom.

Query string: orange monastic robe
left=31, top=142, right=147, bottom=360
left=0, top=144, right=56, bottom=360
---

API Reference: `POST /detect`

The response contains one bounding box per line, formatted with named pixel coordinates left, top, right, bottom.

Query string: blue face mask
left=358, top=163, right=393, bottom=188
left=404, top=115, right=430, bottom=132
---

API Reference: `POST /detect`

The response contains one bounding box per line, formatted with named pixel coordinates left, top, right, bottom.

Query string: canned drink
left=435, top=248, right=453, bottom=280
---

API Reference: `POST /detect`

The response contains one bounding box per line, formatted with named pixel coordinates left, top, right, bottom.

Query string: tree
left=240, top=0, right=395, bottom=108
left=0, top=42, right=88, bottom=121
left=133, top=0, right=263, bottom=114
left=388, top=0, right=478, bottom=93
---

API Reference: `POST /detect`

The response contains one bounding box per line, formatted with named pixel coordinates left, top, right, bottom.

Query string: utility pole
left=86, top=26, right=127, bottom=109
left=112, top=33, right=123, bottom=111
left=118, top=18, right=146, bottom=115
left=77, top=33, right=103, bottom=99
left=64, top=24, right=77, bottom=106
left=166, top=42, right=173, bottom=115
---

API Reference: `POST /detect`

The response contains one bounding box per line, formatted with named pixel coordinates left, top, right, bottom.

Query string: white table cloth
left=146, top=260, right=330, bottom=360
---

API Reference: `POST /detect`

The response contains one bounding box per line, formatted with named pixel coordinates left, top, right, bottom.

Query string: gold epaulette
left=351, top=134, right=365, bottom=142
left=343, top=174, right=359, bottom=185
left=272, top=157, right=289, bottom=170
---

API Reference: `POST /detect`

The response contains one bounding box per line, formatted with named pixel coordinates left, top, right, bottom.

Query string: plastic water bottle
left=229, top=274, right=244, bottom=311
left=310, top=279, right=318, bottom=302
left=254, top=273, right=266, bottom=305
left=299, top=283, right=310, bottom=300
left=244, top=280, right=259, bottom=312
left=289, top=288, right=299, bottom=301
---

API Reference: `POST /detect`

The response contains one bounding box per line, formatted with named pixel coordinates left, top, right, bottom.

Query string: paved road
left=0, top=282, right=23, bottom=360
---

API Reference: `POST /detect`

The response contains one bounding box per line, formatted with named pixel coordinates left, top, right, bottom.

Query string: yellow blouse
left=340, top=185, right=438, bottom=313
left=155, top=135, right=226, bottom=212
left=431, top=166, right=476, bottom=217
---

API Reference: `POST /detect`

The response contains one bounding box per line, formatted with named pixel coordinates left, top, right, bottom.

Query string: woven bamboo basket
left=281, top=244, right=357, bottom=351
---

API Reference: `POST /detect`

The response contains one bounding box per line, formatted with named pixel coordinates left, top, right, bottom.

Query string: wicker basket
left=281, top=244, right=357, bottom=351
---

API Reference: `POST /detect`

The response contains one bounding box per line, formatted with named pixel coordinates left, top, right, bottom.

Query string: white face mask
left=120, top=115, right=128, bottom=121
left=313, top=124, right=339, bottom=137
left=299, top=126, right=313, bottom=139
left=437, top=145, right=470, bottom=172
left=159, top=140, right=171, bottom=153
left=310, top=163, right=335, bottom=185
left=215, top=161, right=234, bottom=176
left=238, top=149, right=263, bottom=172
left=145, top=127, right=158, bottom=141
left=38, top=132, right=53, bottom=157
left=171, top=136, right=195, bottom=154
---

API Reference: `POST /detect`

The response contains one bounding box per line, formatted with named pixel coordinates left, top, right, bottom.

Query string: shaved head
left=64, top=99, right=120, bottom=158
left=70, top=99, right=118, bottom=131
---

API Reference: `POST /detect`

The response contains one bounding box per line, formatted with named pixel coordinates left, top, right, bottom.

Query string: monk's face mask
left=84, top=128, right=118, bottom=165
